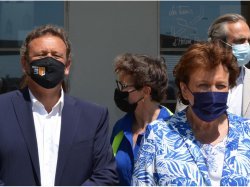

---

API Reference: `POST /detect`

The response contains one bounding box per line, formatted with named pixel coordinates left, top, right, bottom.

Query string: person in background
left=133, top=42, right=250, bottom=186
left=0, top=24, right=118, bottom=186
left=175, top=13, right=250, bottom=118
left=111, top=53, right=172, bottom=185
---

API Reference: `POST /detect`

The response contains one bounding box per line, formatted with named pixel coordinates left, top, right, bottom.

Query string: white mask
left=232, top=43, right=250, bottom=67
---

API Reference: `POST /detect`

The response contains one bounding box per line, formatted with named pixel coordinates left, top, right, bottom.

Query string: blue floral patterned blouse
left=132, top=109, right=250, bottom=186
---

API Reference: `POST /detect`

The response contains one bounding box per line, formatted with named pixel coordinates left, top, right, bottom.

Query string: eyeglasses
left=219, top=39, right=232, bottom=48
left=116, top=80, right=135, bottom=91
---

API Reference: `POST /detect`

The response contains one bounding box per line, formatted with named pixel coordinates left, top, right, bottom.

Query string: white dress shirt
left=29, top=89, right=64, bottom=186
left=227, top=66, right=244, bottom=116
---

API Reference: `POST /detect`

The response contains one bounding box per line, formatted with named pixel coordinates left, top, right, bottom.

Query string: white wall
left=68, top=1, right=159, bottom=134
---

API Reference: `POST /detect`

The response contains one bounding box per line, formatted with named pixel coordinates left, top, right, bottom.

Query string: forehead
left=117, top=70, right=134, bottom=83
left=189, top=64, right=229, bottom=83
left=226, top=20, right=250, bottom=41
left=28, top=34, right=66, bottom=52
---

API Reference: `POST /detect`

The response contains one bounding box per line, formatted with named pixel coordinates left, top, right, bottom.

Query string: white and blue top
left=132, top=109, right=250, bottom=186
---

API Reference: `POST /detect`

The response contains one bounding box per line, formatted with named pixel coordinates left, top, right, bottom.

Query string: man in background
left=176, top=13, right=250, bottom=118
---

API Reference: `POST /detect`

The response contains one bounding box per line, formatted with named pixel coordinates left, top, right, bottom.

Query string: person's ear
left=64, top=59, right=71, bottom=76
left=180, top=82, right=189, bottom=101
left=142, top=86, right=151, bottom=98
left=21, top=56, right=29, bottom=74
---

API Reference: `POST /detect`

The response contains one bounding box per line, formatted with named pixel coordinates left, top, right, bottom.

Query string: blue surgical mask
left=188, top=88, right=228, bottom=122
left=232, top=43, right=250, bottom=67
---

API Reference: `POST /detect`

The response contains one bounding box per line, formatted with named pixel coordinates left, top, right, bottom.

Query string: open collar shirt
left=29, top=89, right=64, bottom=186
left=111, top=105, right=172, bottom=185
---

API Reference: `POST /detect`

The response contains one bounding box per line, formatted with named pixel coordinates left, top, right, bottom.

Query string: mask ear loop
left=135, top=96, right=144, bottom=104
left=128, top=88, right=144, bottom=104
left=184, top=85, right=196, bottom=107
left=185, top=84, right=194, bottom=96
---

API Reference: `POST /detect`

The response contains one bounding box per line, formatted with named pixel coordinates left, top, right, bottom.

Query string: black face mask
left=114, top=88, right=143, bottom=113
left=29, top=57, right=65, bottom=89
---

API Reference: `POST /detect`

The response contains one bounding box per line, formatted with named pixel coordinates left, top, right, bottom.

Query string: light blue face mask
left=232, top=42, right=250, bottom=67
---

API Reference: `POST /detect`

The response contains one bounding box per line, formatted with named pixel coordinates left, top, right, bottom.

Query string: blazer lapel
left=55, top=95, right=80, bottom=185
left=12, top=88, right=41, bottom=185
left=243, top=67, right=250, bottom=117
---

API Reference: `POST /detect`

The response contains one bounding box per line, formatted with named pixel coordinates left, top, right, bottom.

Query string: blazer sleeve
left=0, top=179, right=4, bottom=186
left=82, top=108, right=119, bottom=186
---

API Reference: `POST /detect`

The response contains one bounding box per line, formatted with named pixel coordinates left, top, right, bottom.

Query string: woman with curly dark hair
left=111, top=53, right=173, bottom=185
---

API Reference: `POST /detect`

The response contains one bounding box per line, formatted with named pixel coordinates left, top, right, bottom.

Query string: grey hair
left=207, top=13, right=247, bottom=42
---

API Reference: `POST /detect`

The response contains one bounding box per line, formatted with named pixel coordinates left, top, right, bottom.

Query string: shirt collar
left=29, top=88, right=64, bottom=114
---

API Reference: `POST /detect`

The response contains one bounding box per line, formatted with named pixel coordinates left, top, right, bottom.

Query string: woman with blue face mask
left=176, top=13, right=250, bottom=118
left=132, top=42, right=250, bottom=186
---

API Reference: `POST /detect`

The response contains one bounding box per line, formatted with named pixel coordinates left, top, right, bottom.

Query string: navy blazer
left=0, top=88, right=118, bottom=186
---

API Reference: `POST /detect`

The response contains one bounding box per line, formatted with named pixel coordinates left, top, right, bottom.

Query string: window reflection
left=0, top=1, right=64, bottom=94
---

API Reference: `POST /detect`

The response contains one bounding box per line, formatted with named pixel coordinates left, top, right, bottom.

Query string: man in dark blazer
left=0, top=24, right=118, bottom=186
